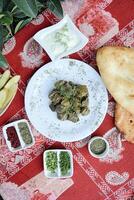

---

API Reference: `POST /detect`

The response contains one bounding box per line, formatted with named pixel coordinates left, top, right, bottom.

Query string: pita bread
left=115, top=103, right=134, bottom=143
left=96, top=46, right=134, bottom=115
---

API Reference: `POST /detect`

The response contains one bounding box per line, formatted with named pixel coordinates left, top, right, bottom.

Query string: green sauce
left=18, top=122, right=33, bottom=144
left=90, top=139, right=106, bottom=155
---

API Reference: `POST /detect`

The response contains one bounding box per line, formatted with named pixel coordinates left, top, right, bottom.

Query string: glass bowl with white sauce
left=33, top=15, right=88, bottom=60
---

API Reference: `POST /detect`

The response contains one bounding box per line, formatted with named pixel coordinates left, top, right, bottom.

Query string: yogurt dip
left=33, top=15, right=88, bottom=60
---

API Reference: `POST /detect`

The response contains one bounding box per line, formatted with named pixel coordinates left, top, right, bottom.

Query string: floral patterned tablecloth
left=0, top=0, right=134, bottom=200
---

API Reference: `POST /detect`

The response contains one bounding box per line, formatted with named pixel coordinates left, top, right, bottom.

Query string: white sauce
left=45, top=23, right=79, bottom=58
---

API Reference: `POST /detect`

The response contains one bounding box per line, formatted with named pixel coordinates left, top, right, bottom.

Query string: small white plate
left=33, top=15, right=88, bottom=60
left=43, top=149, right=73, bottom=178
left=3, top=119, right=35, bottom=152
left=25, top=58, right=108, bottom=142
left=88, top=136, right=109, bottom=158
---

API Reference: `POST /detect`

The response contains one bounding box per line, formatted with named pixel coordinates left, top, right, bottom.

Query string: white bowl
left=33, top=15, right=88, bottom=60
left=2, top=119, right=35, bottom=152
left=88, top=136, right=109, bottom=158
left=43, top=149, right=73, bottom=178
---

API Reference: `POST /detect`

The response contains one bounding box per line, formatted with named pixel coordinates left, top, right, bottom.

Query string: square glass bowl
left=43, top=149, right=73, bottom=178
left=3, top=119, right=35, bottom=152
left=33, top=15, right=88, bottom=60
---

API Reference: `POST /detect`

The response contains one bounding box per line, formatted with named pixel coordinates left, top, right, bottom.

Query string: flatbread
left=115, top=103, right=134, bottom=143
left=96, top=46, right=134, bottom=115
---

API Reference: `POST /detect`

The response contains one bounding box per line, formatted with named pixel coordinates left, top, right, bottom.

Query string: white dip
left=45, top=23, right=79, bottom=58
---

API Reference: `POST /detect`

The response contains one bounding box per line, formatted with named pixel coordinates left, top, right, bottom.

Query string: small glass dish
left=2, top=119, right=35, bottom=152
left=33, top=15, right=88, bottom=60
left=43, top=149, right=73, bottom=178
left=88, top=136, right=109, bottom=158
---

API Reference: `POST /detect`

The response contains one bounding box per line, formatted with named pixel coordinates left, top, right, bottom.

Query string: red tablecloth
left=0, top=0, right=134, bottom=200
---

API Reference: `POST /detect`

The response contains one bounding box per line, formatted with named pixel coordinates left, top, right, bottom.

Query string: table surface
left=0, top=0, right=134, bottom=200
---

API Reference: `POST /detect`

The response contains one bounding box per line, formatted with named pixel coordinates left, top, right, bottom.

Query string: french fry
left=0, top=89, right=7, bottom=109
left=0, top=70, right=10, bottom=90
left=4, top=75, right=20, bottom=89
left=1, top=84, right=18, bottom=109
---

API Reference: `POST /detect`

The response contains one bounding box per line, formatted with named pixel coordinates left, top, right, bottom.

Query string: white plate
left=25, top=59, right=108, bottom=142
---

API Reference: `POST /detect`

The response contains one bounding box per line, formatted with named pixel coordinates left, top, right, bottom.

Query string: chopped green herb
left=46, top=152, right=58, bottom=173
left=90, top=139, right=106, bottom=155
left=59, top=151, right=71, bottom=176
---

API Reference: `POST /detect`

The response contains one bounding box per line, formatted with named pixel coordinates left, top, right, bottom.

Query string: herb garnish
left=59, top=151, right=71, bottom=176
left=90, top=139, right=106, bottom=155
left=46, top=151, right=58, bottom=173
